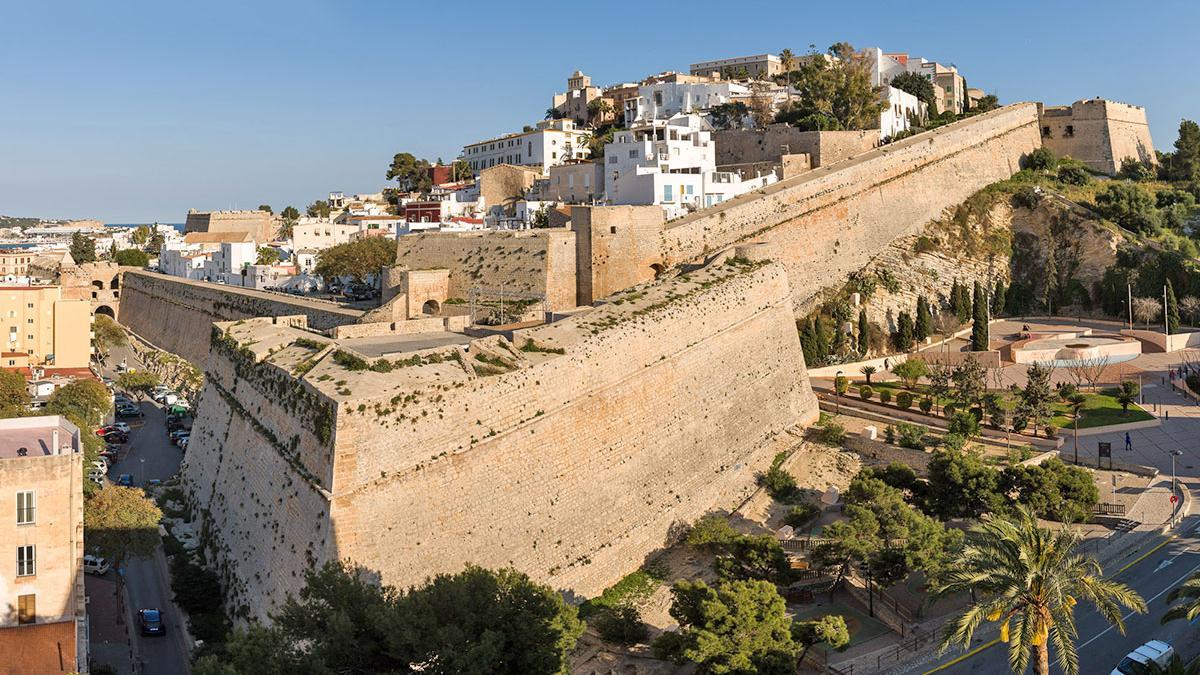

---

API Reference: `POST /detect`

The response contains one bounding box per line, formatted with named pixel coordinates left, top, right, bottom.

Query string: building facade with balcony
left=461, top=119, right=591, bottom=175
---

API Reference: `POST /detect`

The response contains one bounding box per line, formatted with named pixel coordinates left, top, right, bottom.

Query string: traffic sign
left=1171, top=495, right=1179, bottom=504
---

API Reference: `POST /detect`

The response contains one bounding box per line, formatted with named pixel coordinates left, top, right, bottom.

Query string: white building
left=861, top=47, right=965, bottom=115
left=158, top=247, right=212, bottom=280
left=461, top=118, right=591, bottom=175
left=624, top=81, right=750, bottom=126
left=605, top=114, right=777, bottom=219
left=201, top=241, right=256, bottom=284
left=879, top=86, right=926, bottom=140
left=291, top=220, right=359, bottom=250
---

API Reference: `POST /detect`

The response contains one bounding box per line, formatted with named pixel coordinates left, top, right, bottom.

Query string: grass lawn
left=849, top=382, right=1153, bottom=430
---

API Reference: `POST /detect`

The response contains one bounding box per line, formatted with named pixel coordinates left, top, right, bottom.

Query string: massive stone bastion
left=180, top=252, right=817, bottom=621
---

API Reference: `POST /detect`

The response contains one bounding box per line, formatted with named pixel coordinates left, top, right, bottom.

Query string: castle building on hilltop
left=1038, top=99, right=1156, bottom=175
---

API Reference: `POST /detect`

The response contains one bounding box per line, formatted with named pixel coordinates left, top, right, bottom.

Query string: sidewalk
left=85, top=574, right=135, bottom=675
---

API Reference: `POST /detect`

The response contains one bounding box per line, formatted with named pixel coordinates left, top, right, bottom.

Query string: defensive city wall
left=181, top=250, right=817, bottom=621
left=118, top=271, right=361, bottom=361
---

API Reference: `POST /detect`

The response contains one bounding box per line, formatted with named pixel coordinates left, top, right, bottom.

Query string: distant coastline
left=106, top=223, right=185, bottom=231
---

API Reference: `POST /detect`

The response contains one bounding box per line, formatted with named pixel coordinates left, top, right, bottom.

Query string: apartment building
left=689, top=53, right=782, bottom=79
left=0, top=415, right=86, bottom=674
left=461, top=119, right=591, bottom=175
left=0, top=286, right=91, bottom=370
left=540, top=161, right=604, bottom=203
left=605, top=114, right=776, bottom=219
left=551, top=71, right=610, bottom=125
left=624, top=80, right=750, bottom=126
left=0, top=252, right=37, bottom=281
left=291, top=221, right=360, bottom=250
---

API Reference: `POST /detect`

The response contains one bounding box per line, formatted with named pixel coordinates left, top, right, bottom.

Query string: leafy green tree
left=386, top=152, right=433, bottom=192
left=925, top=447, right=1000, bottom=518
left=116, top=370, right=160, bottom=400
left=1118, top=157, right=1156, bottom=182
left=112, top=248, right=150, bottom=267
left=951, top=355, right=987, bottom=411
left=91, top=314, right=127, bottom=360
left=933, top=506, right=1145, bottom=675
left=69, top=231, right=97, bottom=263
left=130, top=224, right=151, bottom=247
left=915, top=295, right=933, bottom=342
left=795, top=615, right=850, bottom=665
left=893, top=312, right=914, bottom=352
left=686, top=514, right=740, bottom=551
left=974, top=94, right=1000, bottom=112
left=85, top=486, right=163, bottom=602
left=1014, top=363, right=1055, bottom=433
left=278, top=206, right=300, bottom=239
left=314, top=238, right=397, bottom=283
left=1057, top=165, right=1091, bottom=186
left=775, top=43, right=884, bottom=132
left=257, top=204, right=273, bottom=214
left=451, top=159, right=473, bottom=182
left=256, top=247, right=281, bottom=266
left=948, top=411, right=982, bottom=439
left=860, top=365, right=876, bottom=384
left=1000, top=458, right=1099, bottom=523
left=46, top=379, right=110, bottom=426
left=306, top=200, right=331, bottom=218
left=971, top=280, right=989, bottom=351
left=0, top=368, right=30, bottom=417
left=951, top=279, right=971, bottom=323
left=1166, top=279, right=1181, bottom=333
left=1094, top=182, right=1161, bottom=234
left=890, top=71, right=937, bottom=111
left=656, top=579, right=798, bottom=674
left=857, top=309, right=869, bottom=355
left=715, top=535, right=792, bottom=583
left=147, top=229, right=165, bottom=254
left=1025, top=147, right=1058, bottom=172
left=891, top=358, right=929, bottom=389
left=1166, top=120, right=1200, bottom=182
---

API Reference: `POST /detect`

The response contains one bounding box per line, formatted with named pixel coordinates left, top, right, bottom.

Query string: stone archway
left=94, top=305, right=116, bottom=319
left=92, top=279, right=105, bottom=290
left=421, top=299, right=440, bottom=315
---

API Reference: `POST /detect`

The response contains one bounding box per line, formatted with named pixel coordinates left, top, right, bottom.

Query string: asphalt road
left=928, top=513, right=1200, bottom=674
left=103, top=343, right=192, bottom=674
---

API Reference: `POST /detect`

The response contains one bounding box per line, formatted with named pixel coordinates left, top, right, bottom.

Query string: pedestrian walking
left=1125, top=431, right=1133, bottom=452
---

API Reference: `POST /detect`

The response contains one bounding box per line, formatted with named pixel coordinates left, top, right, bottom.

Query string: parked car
left=117, top=474, right=134, bottom=487
left=90, top=459, right=109, bottom=474
left=173, top=434, right=190, bottom=447
left=115, top=405, right=144, bottom=419
left=1113, top=640, right=1174, bottom=675
left=98, top=448, right=118, bottom=461
left=138, top=608, right=165, bottom=636
left=168, top=429, right=189, bottom=442
left=179, top=437, right=189, bottom=451
left=83, top=554, right=111, bottom=576
left=97, top=423, right=130, bottom=434
left=103, top=431, right=128, bottom=444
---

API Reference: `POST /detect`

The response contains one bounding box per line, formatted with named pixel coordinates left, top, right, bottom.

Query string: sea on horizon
left=106, top=223, right=185, bottom=231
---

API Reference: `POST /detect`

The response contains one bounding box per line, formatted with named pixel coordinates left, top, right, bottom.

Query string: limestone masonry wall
left=182, top=258, right=817, bottom=620
left=1039, top=100, right=1155, bottom=175
left=393, top=230, right=577, bottom=310
left=119, top=271, right=361, bottom=362
left=657, top=103, right=1042, bottom=314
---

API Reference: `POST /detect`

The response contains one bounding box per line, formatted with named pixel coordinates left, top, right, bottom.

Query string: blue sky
left=2, top=0, right=1196, bottom=223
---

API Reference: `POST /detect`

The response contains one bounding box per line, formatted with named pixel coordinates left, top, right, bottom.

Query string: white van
left=84, top=554, right=111, bottom=575
left=1113, top=640, right=1174, bottom=675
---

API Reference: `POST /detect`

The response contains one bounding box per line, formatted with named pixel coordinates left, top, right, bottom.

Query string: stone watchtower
left=1037, top=99, right=1156, bottom=175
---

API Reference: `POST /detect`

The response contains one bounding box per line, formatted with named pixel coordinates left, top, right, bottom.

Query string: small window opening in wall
left=1065, top=125, right=1074, bottom=137
left=1041, top=126, right=1052, bottom=138
left=610, top=226, right=617, bottom=234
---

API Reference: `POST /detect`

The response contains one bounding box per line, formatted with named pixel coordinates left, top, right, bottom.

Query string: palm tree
left=933, top=505, right=1146, bottom=675
left=860, top=365, right=877, bottom=384
left=1067, top=392, right=1086, bottom=465
left=1162, top=571, right=1200, bottom=624
left=779, top=49, right=796, bottom=105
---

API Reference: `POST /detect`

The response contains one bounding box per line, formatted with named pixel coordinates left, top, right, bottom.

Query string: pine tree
left=915, top=296, right=932, bottom=342
left=800, top=318, right=819, bottom=365
left=992, top=279, right=1007, bottom=317
left=893, top=312, right=914, bottom=352
left=1166, top=279, right=1181, bottom=334
left=971, top=280, right=989, bottom=351
left=857, top=309, right=869, bottom=355
left=813, top=315, right=830, bottom=362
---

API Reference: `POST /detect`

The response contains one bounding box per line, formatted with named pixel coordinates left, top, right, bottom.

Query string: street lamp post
left=1171, top=450, right=1183, bottom=523
left=140, top=457, right=145, bottom=487
left=835, top=370, right=843, bottom=417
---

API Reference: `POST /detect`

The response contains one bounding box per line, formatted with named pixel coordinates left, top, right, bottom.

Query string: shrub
left=1056, top=165, right=1091, bottom=186
left=594, top=605, right=648, bottom=645
left=1025, top=147, right=1058, bottom=171
left=895, top=391, right=914, bottom=410
left=943, top=402, right=957, bottom=418
left=879, top=389, right=892, bottom=405
left=1043, top=425, right=1058, bottom=439
left=896, top=422, right=926, bottom=450
left=1012, top=185, right=1042, bottom=209
left=919, top=397, right=934, bottom=414
left=332, top=350, right=368, bottom=371
left=858, top=385, right=874, bottom=402
left=948, top=411, right=982, bottom=439
left=784, top=502, right=820, bottom=529
left=884, top=424, right=896, bottom=444
left=686, top=515, right=739, bottom=550
left=1186, top=373, right=1200, bottom=394
left=913, top=235, right=939, bottom=255
left=761, top=466, right=803, bottom=503
left=1094, top=182, right=1161, bottom=233
left=819, top=421, right=847, bottom=446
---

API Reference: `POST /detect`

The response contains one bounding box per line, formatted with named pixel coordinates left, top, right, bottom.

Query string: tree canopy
left=0, top=368, right=30, bottom=416
left=46, top=379, right=110, bottom=426
left=386, top=152, right=433, bottom=193
left=195, top=562, right=584, bottom=675
left=775, top=44, right=885, bottom=132
left=84, top=485, right=163, bottom=572
left=890, top=71, right=936, bottom=111
left=113, top=248, right=150, bottom=267
left=70, top=231, right=97, bottom=263
left=117, top=370, right=161, bottom=399
left=306, top=200, right=331, bottom=218
left=91, top=314, right=127, bottom=359
left=314, top=238, right=397, bottom=282
left=256, top=247, right=281, bottom=266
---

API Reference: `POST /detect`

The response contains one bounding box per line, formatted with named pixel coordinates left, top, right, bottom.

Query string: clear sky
left=3, top=0, right=1196, bottom=223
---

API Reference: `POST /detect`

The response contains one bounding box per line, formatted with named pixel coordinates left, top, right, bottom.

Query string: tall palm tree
left=1162, top=571, right=1200, bottom=624
left=779, top=49, right=796, bottom=106
left=933, top=506, right=1146, bottom=675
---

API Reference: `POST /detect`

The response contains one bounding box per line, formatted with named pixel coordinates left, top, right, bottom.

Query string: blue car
left=138, top=608, right=164, bottom=636
left=117, top=474, right=134, bottom=487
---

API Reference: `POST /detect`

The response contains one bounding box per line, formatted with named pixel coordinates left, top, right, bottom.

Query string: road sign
left=1098, top=442, right=1112, bottom=458
left=1171, top=495, right=1179, bottom=504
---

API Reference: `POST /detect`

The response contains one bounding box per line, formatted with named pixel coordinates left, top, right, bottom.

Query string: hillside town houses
left=151, top=45, right=986, bottom=290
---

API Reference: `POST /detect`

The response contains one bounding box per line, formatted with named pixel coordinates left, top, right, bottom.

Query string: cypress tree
left=1166, top=279, right=1181, bottom=334
left=915, top=295, right=932, bottom=342
left=894, top=312, right=914, bottom=352
left=813, top=315, right=830, bottom=362
left=971, top=280, right=989, bottom=351
left=992, top=279, right=1007, bottom=317
left=857, top=309, right=870, bottom=355
left=952, top=279, right=971, bottom=323
left=800, top=318, right=818, bottom=365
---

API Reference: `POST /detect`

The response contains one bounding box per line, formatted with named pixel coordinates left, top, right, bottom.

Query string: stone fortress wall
left=181, top=251, right=817, bottom=621
left=118, top=271, right=361, bottom=361
left=712, top=125, right=878, bottom=168
left=392, top=229, right=577, bottom=310
left=1038, top=99, right=1156, bottom=174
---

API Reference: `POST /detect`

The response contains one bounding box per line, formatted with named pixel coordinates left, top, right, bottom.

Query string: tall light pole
left=835, top=370, right=843, bottom=417
left=1171, top=450, right=1183, bottom=522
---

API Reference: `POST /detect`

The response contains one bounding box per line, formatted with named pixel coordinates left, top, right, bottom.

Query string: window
left=25, top=303, right=32, bottom=309
left=16, top=491, right=33, bottom=524
left=17, top=545, right=34, bottom=576
left=628, top=149, right=637, bottom=159
left=1065, top=125, right=1075, bottom=137
left=25, top=319, right=32, bottom=324
left=608, top=156, right=617, bottom=164
left=663, top=184, right=674, bottom=202
left=1041, top=126, right=1051, bottom=138
left=17, top=594, right=34, bottom=624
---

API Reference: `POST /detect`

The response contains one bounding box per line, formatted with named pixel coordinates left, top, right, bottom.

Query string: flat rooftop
left=0, top=415, right=79, bottom=460
left=339, top=331, right=473, bottom=358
